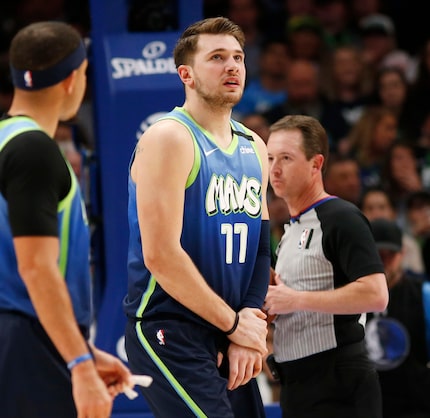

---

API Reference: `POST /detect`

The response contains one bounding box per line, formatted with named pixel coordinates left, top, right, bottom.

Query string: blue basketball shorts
left=125, top=317, right=265, bottom=418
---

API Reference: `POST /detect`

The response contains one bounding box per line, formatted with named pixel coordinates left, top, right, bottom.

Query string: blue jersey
left=0, top=116, right=92, bottom=330
left=125, top=107, right=264, bottom=326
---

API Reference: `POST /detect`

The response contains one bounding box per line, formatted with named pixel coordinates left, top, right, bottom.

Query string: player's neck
left=8, top=93, right=61, bottom=137
left=183, top=101, right=233, bottom=145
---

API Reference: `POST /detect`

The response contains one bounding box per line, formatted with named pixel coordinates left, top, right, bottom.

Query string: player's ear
left=177, top=65, right=193, bottom=86
left=61, top=69, right=77, bottom=94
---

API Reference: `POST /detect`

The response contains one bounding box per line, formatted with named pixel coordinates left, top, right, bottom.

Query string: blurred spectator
left=381, top=141, right=423, bottom=219
left=321, top=45, right=373, bottom=150
left=416, top=112, right=430, bottom=190
left=372, top=67, right=416, bottom=141
left=406, top=191, right=430, bottom=279
left=367, top=218, right=430, bottom=418
left=349, top=0, right=382, bottom=25
left=285, top=15, right=326, bottom=65
left=239, top=113, right=270, bottom=144
left=233, top=39, right=290, bottom=118
left=360, top=187, right=425, bottom=276
left=358, top=13, right=416, bottom=83
left=417, top=111, right=430, bottom=151
left=342, top=106, right=398, bottom=188
left=263, top=59, right=328, bottom=125
left=226, top=0, right=269, bottom=81
left=323, top=154, right=362, bottom=206
left=314, top=0, right=358, bottom=50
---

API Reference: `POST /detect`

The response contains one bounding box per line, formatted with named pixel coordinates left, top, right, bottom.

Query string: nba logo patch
left=24, top=70, right=33, bottom=88
left=156, top=329, right=165, bottom=345
left=298, top=228, right=314, bottom=249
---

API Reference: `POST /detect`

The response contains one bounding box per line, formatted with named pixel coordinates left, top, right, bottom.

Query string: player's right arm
left=132, top=120, right=267, bottom=355
left=15, top=237, right=113, bottom=417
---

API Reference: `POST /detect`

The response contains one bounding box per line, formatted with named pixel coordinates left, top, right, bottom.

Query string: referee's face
left=267, top=128, right=314, bottom=200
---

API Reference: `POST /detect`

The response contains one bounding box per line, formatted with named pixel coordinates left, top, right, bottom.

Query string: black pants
left=276, top=342, right=382, bottom=418
left=0, top=312, right=77, bottom=418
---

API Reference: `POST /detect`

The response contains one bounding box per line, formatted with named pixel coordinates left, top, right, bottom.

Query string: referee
left=264, top=115, right=389, bottom=418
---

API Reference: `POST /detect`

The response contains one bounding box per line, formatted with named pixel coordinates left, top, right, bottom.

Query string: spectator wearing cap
left=359, top=13, right=416, bottom=83
left=367, top=218, right=430, bottom=418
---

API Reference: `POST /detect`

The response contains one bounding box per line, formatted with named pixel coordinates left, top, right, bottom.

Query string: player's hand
left=71, top=360, right=113, bottom=418
left=227, top=307, right=268, bottom=356
left=91, top=345, right=133, bottom=397
left=226, top=343, right=262, bottom=390
left=264, top=273, right=298, bottom=315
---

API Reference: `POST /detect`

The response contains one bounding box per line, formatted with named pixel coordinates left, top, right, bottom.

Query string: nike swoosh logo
left=204, top=148, right=218, bottom=157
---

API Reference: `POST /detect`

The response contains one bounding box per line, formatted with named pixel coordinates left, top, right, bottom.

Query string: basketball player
left=0, top=22, right=131, bottom=418
left=124, top=17, right=270, bottom=417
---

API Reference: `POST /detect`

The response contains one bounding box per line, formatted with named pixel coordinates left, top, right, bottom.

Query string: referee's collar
left=290, top=196, right=337, bottom=223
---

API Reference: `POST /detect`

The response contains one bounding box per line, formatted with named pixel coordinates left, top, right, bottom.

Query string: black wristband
left=225, top=312, right=239, bottom=335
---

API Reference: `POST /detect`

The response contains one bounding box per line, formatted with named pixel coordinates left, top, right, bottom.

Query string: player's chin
left=224, top=90, right=243, bottom=102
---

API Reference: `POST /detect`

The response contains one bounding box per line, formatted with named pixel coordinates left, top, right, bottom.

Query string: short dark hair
left=269, top=115, right=329, bottom=172
left=324, top=153, right=359, bottom=178
left=9, top=21, right=82, bottom=71
left=173, top=17, right=245, bottom=68
left=406, top=190, right=430, bottom=211
left=359, top=186, right=396, bottom=211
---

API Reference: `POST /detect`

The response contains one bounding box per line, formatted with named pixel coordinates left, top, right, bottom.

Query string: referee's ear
left=312, top=153, right=324, bottom=173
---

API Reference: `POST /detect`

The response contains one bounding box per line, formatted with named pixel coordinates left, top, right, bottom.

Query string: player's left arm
left=240, top=133, right=271, bottom=310
left=225, top=342, right=262, bottom=390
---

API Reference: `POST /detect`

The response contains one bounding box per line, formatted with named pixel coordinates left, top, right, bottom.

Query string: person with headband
left=0, top=21, right=132, bottom=418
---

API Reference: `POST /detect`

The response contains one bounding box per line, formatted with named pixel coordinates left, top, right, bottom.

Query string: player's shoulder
left=140, top=117, right=193, bottom=146
left=2, top=129, right=56, bottom=159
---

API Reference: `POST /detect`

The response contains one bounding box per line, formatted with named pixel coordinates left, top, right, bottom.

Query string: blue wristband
left=67, top=353, right=93, bottom=370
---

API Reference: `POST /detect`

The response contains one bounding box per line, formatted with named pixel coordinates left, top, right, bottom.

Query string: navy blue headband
left=10, top=40, right=86, bottom=90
